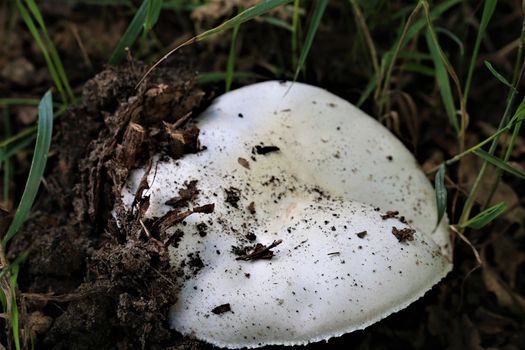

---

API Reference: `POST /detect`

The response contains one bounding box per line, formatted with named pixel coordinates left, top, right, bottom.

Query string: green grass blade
left=2, top=91, right=53, bottom=245
left=376, top=2, right=423, bottom=114
left=425, top=28, right=459, bottom=132
left=398, top=50, right=433, bottom=61
left=109, top=0, right=150, bottom=64
left=11, top=301, right=20, bottom=350
left=460, top=202, right=507, bottom=229
left=9, top=263, right=20, bottom=287
left=0, top=289, right=6, bottom=311
left=197, top=71, right=262, bottom=85
left=473, top=149, right=525, bottom=179
left=349, top=0, right=379, bottom=78
left=226, top=23, right=241, bottom=92
left=401, top=62, right=435, bottom=76
left=434, top=163, right=447, bottom=227
left=9, top=263, right=20, bottom=350
left=24, top=0, right=75, bottom=103
left=22, top=0, right=46, bottom=29
left=144, top=0, right=163, bottom=33
left=463, top=0, right=498, bottom=103
left=484, top=60, right=515, bottom=90
left=0, top=98, right=40, bottom=106
left=510, top=96, right=525, bottom=123
left=262, top=15, right=293, bottom=31
left=16, top=0, right=67, bottom=103
left=423, top=0, right=468, bottom=136
left=162, top=0, right=201, bottom=11
left=293, top=0, right=327, bottom=81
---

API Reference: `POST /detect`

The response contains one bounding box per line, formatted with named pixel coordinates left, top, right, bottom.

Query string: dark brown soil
left=211, top=304, right=232, bottom=315
left=165, top=180, right=200, bottom=208
left=8, top=63, right=208, bottom=349
left=391, top=227, right=416, bottom=242
left=233, top=240, right=283, bottom=261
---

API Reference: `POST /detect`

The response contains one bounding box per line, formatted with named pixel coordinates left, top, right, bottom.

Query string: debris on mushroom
left=119, top=81, right=453, bottom=348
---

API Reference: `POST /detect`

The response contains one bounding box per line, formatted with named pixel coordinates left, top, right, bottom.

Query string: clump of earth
left=10, top=62, right=211, bottom=349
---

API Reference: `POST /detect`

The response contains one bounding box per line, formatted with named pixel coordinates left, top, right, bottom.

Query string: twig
left=236, top=240, right=283, bottom=261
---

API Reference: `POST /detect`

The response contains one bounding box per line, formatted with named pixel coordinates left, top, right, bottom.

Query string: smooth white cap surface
left=120, top=81, right=453, bottom=348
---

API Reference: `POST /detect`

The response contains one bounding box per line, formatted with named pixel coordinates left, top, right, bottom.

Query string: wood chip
left=235, top=240, right=283, bottom=261
left=238, top=157, right=250, bottom=169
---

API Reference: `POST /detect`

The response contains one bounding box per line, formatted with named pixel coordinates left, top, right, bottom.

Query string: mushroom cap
left=120, top=81, right=453, bottom=348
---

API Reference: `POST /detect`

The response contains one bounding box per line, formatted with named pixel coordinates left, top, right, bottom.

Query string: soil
left=211, top=304, right=232, bottom=315
left=165, top=180, right=200, bottom=208
left=391, top=227, right=416, bottom=243
left=356, top=231, right=367, bottom=239
left=253, top=145, right=281, bottom=155
left=233, top=240, right=283, bottom=261
left=7, top=63, right=206, bottom=349
left=1, top=2, right=525, bottom=350
left=224, top=187, right=242, bottom=209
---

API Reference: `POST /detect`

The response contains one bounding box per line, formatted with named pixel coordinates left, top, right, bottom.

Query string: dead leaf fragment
left=238, top=157, right=250, bottom=169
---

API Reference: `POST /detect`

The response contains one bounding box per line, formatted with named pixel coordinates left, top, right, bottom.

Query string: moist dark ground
left=1, top=1, right=525, bottom=349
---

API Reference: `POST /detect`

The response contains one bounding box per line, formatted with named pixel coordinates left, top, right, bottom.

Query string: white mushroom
left=120, top=81, right=453, bottom=348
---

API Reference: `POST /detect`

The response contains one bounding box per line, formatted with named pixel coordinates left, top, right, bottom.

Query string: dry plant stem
left=69, top=23, right=92, bottom=69
left=375, top=2, right=422, bottom=118
left=0, top=245, right=7, bottom=269
left=349, top=0, right=379, bottom=81
left=451, top=224, right=482, bottom=313
left=137, top=36, right=197, bottom=88
left=0, top=245, right=15, bottom=348
left=450, top=226, right=481, bottom=269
